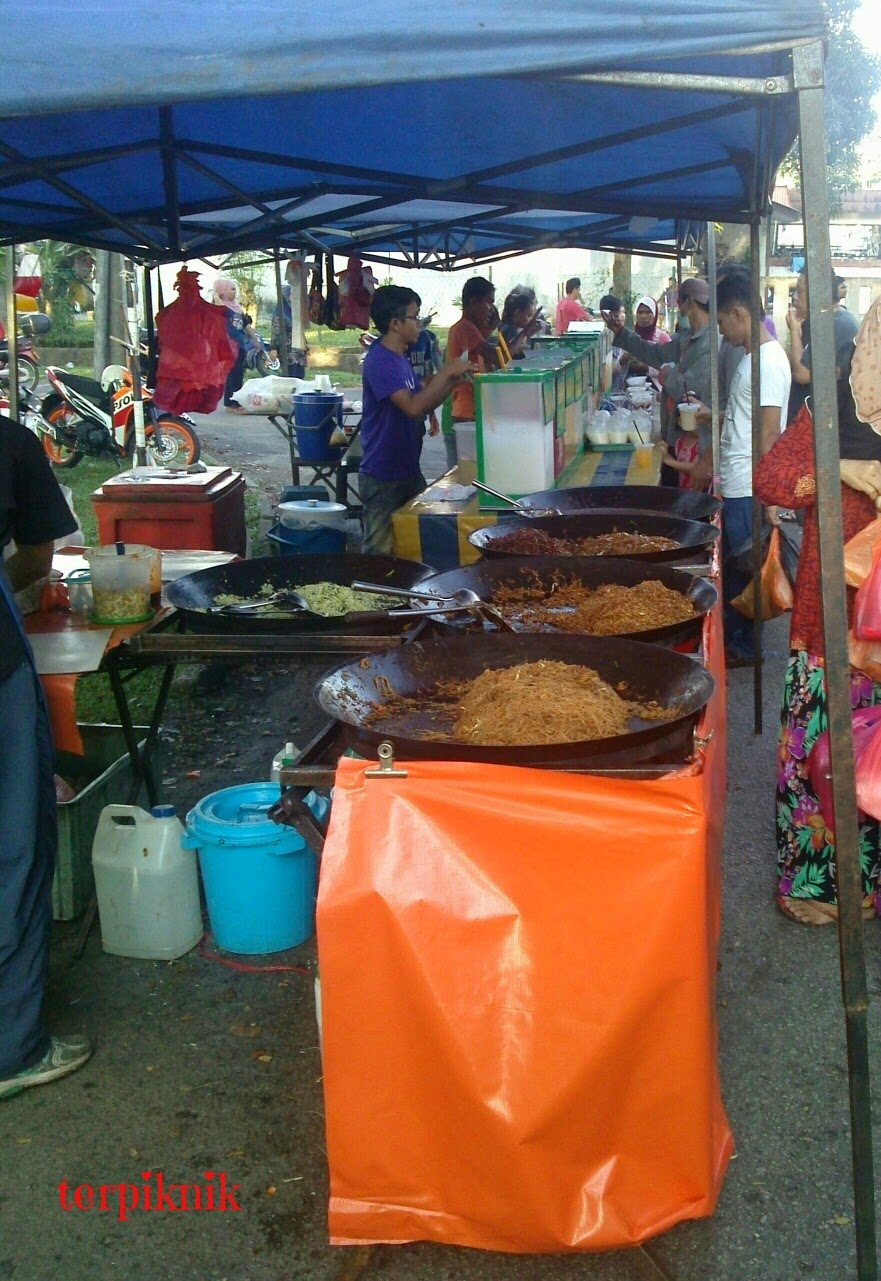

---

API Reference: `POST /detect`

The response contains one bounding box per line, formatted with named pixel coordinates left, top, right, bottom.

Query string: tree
left=35, top=241, right=94, bottom=344
left=612, top=253, right=634, bottom=326
left=781, top=0, right=880, bottom=205
left=221, top=251, right=268, bottom=318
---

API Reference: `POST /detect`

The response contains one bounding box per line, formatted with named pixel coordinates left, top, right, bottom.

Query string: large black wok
left=317, top=633, right=715, bottom=768
left=420, top=556, right=717, bottom=648
left=517, top=485, right=722, bottom=522
left=165, top=554, right=432, bottom=633
left=468, top=512, right=719, bottom=564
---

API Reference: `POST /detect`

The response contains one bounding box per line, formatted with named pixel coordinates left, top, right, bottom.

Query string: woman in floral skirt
left=754, top=324, right=881, bottom=923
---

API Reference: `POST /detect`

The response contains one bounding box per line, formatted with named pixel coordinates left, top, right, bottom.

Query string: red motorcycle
left=0, top=330, right=42, bottom=392
left=39, top=363, right=201, bottom=469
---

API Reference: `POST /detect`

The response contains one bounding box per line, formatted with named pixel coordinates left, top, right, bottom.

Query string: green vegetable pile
left=296, top=582, right=396, bottom=616
left=212, top=581, right=397, bottom=616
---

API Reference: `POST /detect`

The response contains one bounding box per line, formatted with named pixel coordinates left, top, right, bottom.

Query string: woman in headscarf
left=213, top=276, right=248, bottom=408
left=619, top=295, right=670, bottom=384
left=754, top=295, right=881, bottom=925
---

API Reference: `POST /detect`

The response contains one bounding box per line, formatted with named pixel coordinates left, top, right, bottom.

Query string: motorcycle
left=0, top=381, right=47, bottom=434
left=244, top=327, right=278, bottom=376
left=38, top=363, right=201, bottom=469
left=0, top=331, right=41, bottom=392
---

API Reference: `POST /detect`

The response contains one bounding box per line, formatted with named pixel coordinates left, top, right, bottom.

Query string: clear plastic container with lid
left=85, top=543, right=154, bottom=623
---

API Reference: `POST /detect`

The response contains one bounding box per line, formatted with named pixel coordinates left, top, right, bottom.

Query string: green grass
left=305, top=324, right=450, bottom=349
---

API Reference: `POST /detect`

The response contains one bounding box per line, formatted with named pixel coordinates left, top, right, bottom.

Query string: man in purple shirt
left=359, top=286, right=470, bottom=554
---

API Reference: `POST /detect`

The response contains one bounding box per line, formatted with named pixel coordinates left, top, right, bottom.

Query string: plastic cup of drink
left=634, top=442, right=654, bottom=469
left=678, top=402, right=699, bottom=432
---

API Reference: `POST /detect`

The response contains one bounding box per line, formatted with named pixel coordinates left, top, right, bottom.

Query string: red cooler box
left=92, top=467, right=247, bottom=555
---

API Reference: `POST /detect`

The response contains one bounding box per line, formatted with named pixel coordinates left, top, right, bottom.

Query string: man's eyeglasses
left=397, top=311, right=421, bottom=324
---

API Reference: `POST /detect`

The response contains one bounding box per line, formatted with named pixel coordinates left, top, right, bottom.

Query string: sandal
left=775, top=894, right=876, bottom=925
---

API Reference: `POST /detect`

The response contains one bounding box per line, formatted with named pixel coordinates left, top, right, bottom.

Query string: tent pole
left=143, top=264, right=157, bottom=386
left=795, top=41, right=877, bottom=1281
left=124, top=258, right=147, bottom=467
left=749, top=219, right=763, bottom=734
left=706, top=223, right=719, bottom=493
left=4, top=245, right=18, bottom=422
left=274, top=252, right=289, bottom=377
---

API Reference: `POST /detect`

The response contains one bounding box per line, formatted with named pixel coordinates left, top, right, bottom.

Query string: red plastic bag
left=854, top=544, right=881, bottom=640
left=844, top=518, right=881, bottom=588
left=850, top=629, right=881, bottom=683
left=731, top=527, right=793, bottom=620
left=153, top=267, right=235, bottom=413
left=338, top=255, right=372, bottom=329
left=809, top=705, right=881, bottom=828
left=856, top=715, right=881, bottom=821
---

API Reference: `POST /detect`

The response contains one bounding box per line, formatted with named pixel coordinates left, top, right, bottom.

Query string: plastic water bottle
left=92, top=804, right=203, bottom=960
left=271, top=741, right=298, bottom=785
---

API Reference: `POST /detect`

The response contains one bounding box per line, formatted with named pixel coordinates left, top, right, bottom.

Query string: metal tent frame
left=0, top=14, right=874, bottom=1275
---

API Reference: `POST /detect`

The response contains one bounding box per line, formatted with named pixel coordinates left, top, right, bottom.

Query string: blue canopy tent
left=0, top=4, right=823, bottom=262
left=2, top=5, right=876, bottom=1278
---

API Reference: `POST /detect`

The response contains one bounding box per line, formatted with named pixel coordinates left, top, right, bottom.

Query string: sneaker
left=0, top=1035, right=93, bottom=1100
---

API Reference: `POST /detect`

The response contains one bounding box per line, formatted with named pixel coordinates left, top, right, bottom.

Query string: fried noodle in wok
left=365, top=659, right=678, bottom=746
left=492, top=574, right=696, bottom=634
left=490, top=527, right=678, bottom=557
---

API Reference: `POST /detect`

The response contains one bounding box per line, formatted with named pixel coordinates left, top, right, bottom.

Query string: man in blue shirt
left=359, top=286, right=470, bottom=554
left=0, top=415, right=92, bottom=1100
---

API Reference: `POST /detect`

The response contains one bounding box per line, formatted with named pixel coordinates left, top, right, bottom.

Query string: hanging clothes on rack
left=338, top=256, right=374, bottom=330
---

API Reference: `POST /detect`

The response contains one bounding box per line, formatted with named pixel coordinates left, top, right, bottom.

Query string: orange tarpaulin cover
left=317, top=612, right=731, bottom=1253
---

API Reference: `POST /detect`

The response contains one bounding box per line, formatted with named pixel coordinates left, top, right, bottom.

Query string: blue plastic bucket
left=182, top=783, right=327, bottom=953
left=266, top=522, right=346, bottom=556
left=293, top=391, right=344, bottom=461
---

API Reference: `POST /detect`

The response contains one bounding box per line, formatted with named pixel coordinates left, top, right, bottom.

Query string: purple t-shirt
left=359, top=341, right=422, bottom=482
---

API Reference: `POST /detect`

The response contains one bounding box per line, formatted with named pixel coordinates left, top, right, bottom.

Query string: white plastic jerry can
left=92, top=804, right=203, bottom=960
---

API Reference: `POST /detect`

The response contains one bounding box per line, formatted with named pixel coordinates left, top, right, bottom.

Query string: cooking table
left=391, top=448, right=663, bottom=570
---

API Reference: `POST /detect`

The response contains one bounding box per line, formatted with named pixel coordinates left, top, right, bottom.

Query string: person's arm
left=840, top=460, right=881, bottom=504
left=7, top=425, right=78, bottom=586
left=5, top=541, right=54, bottom=592
left=505, top=316, right=543, bottom=358
left=659, top=332, right=707, bottom=409
left=446, top=320, right=498, bottom=374
left=754, top=410, right=816, bottom=509
left=609, top=324, right=682, bottom=371
left=785, top=307, right=811, bottom=385
left=390, top=355, right=471, bottom=421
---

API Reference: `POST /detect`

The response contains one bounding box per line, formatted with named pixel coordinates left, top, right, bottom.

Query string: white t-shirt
left=720, top=340, right=791, bottom=499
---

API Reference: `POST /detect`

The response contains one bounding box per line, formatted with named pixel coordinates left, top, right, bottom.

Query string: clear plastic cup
left=678, top=402, right=699, bottom=432
left=634, top=442, right=654, bottom=469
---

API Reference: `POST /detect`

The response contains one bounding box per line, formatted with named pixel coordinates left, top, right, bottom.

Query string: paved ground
left=3, top=413, right=879, bottom=1279
left=196, top=403, right=451, bottom=501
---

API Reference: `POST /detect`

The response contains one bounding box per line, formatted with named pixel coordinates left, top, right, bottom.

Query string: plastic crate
left=53, top=723, right=161, bottom=921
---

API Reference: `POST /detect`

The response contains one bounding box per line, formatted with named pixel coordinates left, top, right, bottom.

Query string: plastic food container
left=85, top=544, right=153, bottom=624
left=453, top=421, right=477, bottom=462
left=277, top=499, right=347, bottom=532
left=66, top=568, right=93, bottom=613
left=115, top=544, right=162, bottom=598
